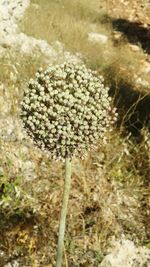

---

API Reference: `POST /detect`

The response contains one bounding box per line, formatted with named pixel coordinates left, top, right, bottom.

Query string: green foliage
left=0, top=170, right=37, bottom=220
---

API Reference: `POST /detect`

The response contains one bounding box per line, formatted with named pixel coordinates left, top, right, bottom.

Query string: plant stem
left=56, top=158, right=72, bottom=267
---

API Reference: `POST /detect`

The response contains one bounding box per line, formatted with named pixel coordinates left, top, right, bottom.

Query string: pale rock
left=0, top=0, right=57, bottom=59
left=22, top=160, right=37, bottom=181
left=136, top=77, right=149, bottom=88
left=113, top=30, right=123, bottom=41
left=129, top=44, right=140, bottom=52
left=0, top=116, right=25, bottom=141
left=4, top=260, right=19, bottom=267
left=141, top=61, right=150, bottom=74
left=88, top=32, right=108, bottom=44
left=144, top=66, right=150, bottom=74
left=99, top=238, right=150, bottom=267
left=3, top=32, right=58, bottom=58
left=0, top=0, right=79, bottom=63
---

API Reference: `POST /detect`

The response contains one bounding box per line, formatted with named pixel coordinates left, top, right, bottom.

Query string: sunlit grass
left=21, top=0, right=147, bottom=76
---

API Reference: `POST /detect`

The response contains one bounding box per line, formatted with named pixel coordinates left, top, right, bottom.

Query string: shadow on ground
left=104, top=68, right=150, bottom=136
left=111, top=82, right=150, bottom=135
left=112, top=18, right=150, bottom=54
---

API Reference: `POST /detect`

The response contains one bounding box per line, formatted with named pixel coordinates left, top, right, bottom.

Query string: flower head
left=21, top=62, right=117, bottom=159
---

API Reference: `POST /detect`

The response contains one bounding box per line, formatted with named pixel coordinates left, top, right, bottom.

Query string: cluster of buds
left=21, top=62, right=117, bottom=159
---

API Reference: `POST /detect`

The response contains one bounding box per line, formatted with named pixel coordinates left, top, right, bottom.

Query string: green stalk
left=56, top=158, right=72, bottom=267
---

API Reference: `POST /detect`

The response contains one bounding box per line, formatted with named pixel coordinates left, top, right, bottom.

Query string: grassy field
left=21, top=0, right=148, bottom=74
left=0, top=0, right=149, bottom=266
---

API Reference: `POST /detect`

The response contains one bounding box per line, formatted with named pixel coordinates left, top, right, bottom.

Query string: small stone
left=136, top=78, right=149, bottom=87
left=88, top=32, right=108, bottom=44
left=129, top=44, right=140, bottom=52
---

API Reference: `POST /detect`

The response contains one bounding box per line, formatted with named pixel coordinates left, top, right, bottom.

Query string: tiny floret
left=21, top=62, right=117, bottom=159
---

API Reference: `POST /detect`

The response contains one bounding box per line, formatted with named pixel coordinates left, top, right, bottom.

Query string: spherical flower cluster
left=21, top=62, right=117, bottom=159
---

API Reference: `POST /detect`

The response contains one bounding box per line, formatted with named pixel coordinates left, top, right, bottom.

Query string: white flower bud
left=21, top=61, right=117, bottom=159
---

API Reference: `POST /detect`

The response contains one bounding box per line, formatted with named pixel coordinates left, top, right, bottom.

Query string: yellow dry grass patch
left=20, top=0, right=150, bottom=94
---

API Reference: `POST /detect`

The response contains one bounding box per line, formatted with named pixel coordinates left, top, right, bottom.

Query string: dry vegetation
left=21, top=0, right=149, bottom=79
left=0, top=0, right=150, bottom=266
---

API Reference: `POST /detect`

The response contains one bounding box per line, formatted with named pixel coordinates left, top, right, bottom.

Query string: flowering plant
left=21, top=61, right=117, bottom=267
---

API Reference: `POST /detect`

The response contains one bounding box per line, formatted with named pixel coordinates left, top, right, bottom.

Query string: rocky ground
left=0, top=0, right=150, bottom=267
left=101, top=0, right=150, bottom=25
